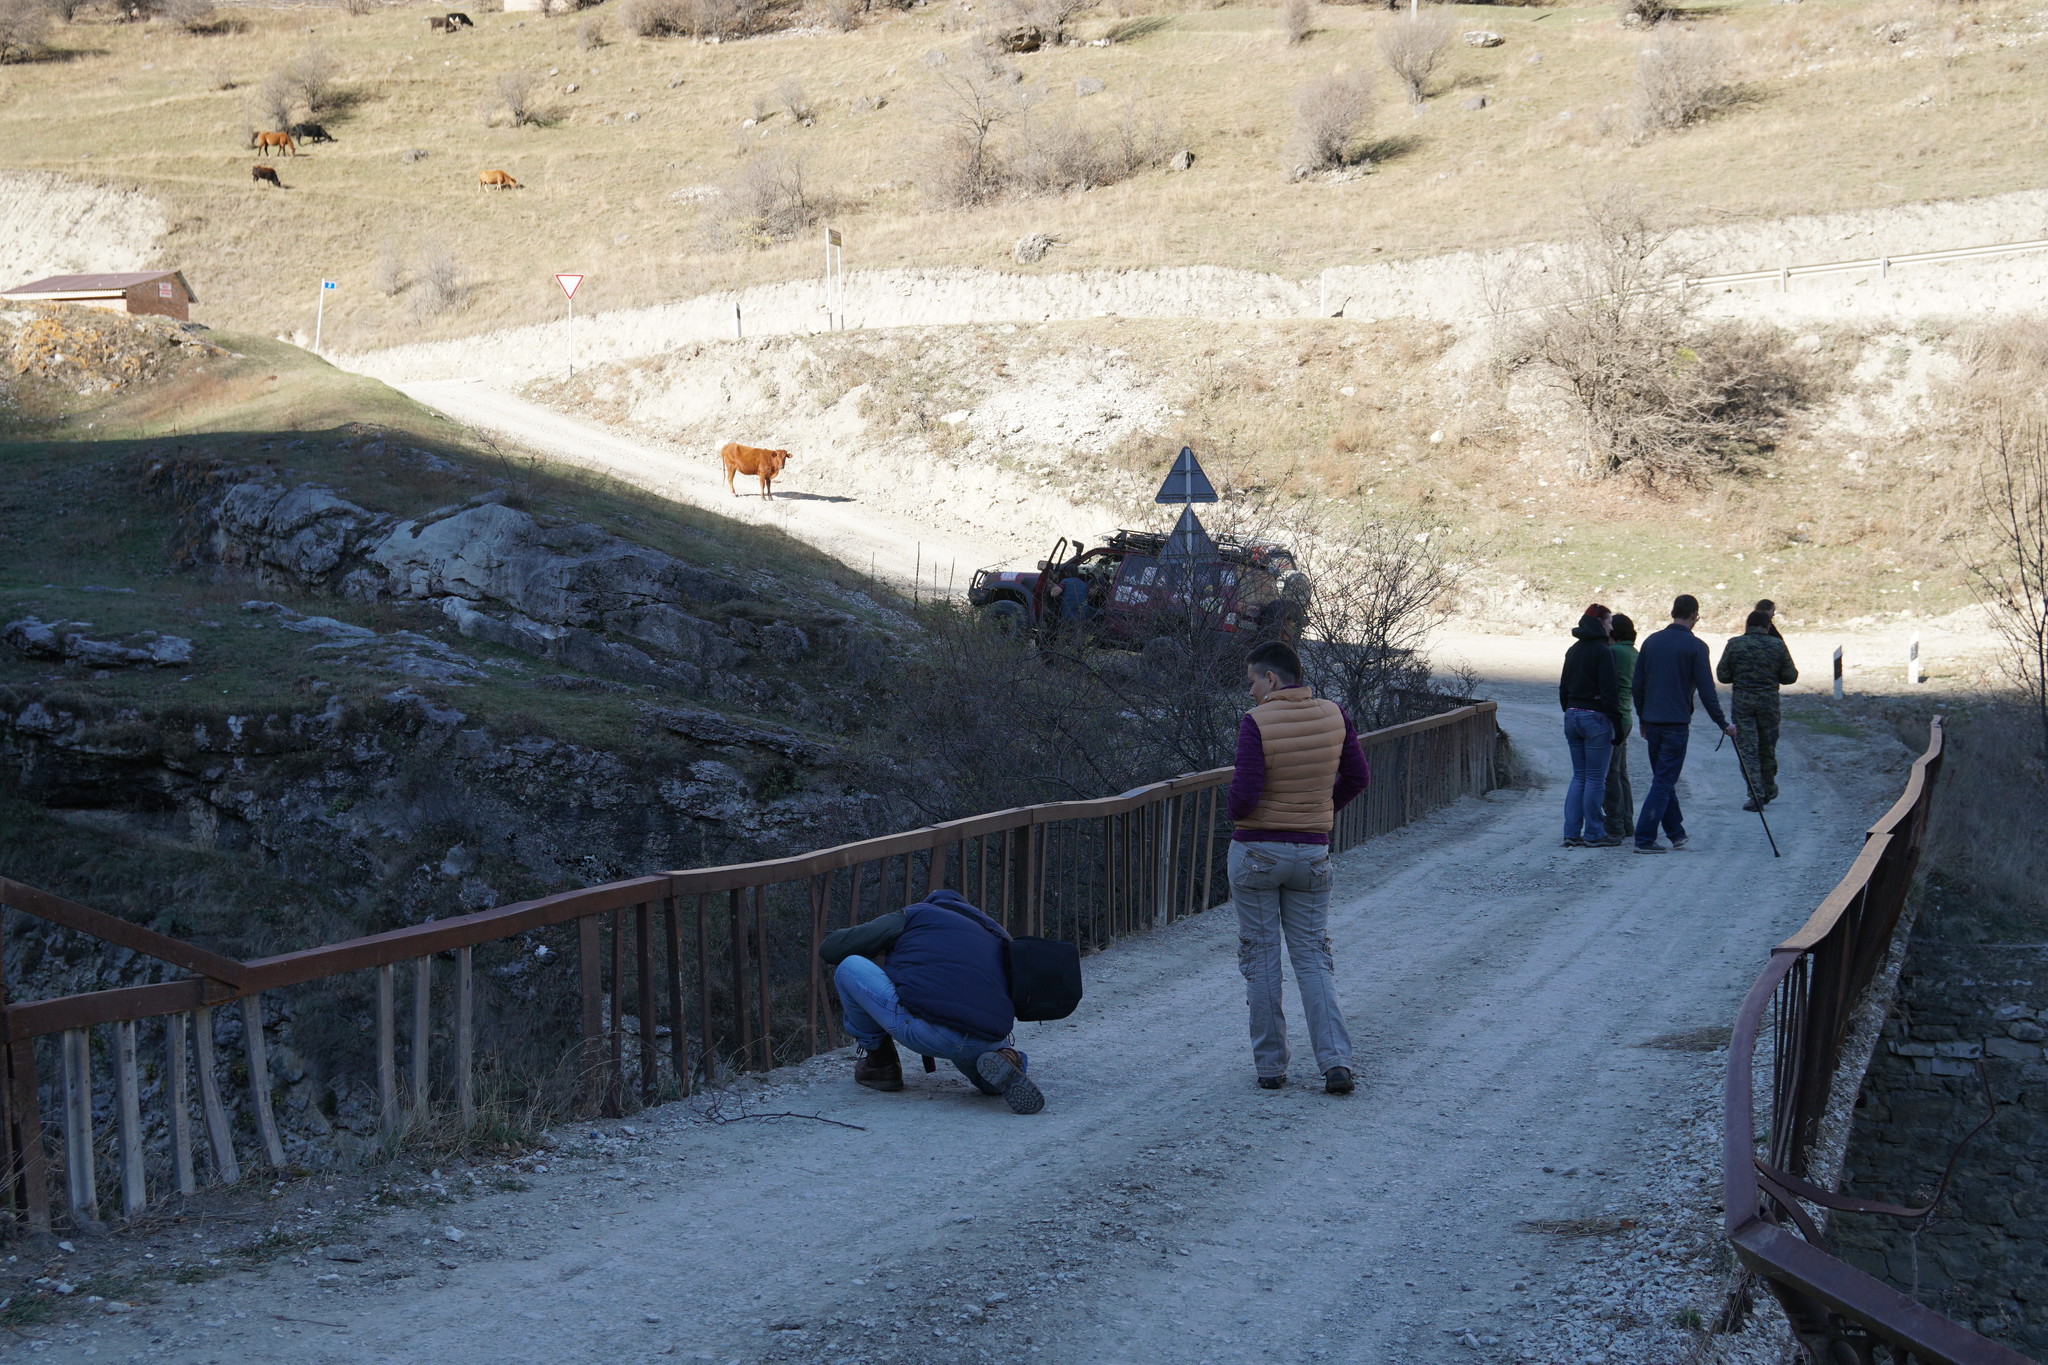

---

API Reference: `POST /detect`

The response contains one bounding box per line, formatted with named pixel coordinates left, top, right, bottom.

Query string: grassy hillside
left=1, top=0, right=2043, bottom=347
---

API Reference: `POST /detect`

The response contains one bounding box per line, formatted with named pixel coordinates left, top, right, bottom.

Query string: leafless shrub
left=410, top=246, right=463, bottom=319
left=251, top=70, right=298, bottom=132
left=1011, top=106, right=1111, bottom=192
left=706, top=151, right=819, bottom=248
left=1500, top=191, right=1810, bottom=484
left=493, top=68, right=546, bottom=126
left=1378, top=8, right=1452, bottom=103
left=288, top=44, right=341, bottom=114
left=0, top=0, right=50, bottom=58
left=336, top=0, right=373, bottom=15
left=921, top=55, right=1017, bottom=207
left=1101, top=90, right=1172, bottom=179
left=819, top=0, right=863, bottom=31
left=1629, top=27, right=1733, bottom=138
left=39, top=0, right=81, bottom=23
left=999, top=0, right=1088, bottom=43
left=1290, top=69, right=1375, bottom=172
left=1620, top=0, right=1668, bottom=23
left=1280, top=0, right=1311, bottom=44
left=163, top=0, right=220, bottom=32
left=577, top=12, right=605, bottom=45
left=622, top=0, right=688, bottom=35
left=1973, top=421, right=2048, bottom=763
left=208, top=61, right=236, bottom=89
left=776, top=78, right=814, bottom=123
left=374, top=246, right=406, bottom=297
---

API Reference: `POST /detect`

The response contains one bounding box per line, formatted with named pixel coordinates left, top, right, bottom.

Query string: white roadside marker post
left=314, top=279, right=336, bottom=353
left=1832, top=646, right=1843, bottom=701
left=1907, top=634, right=1921, bottom=686
left=555, top=273, right=584, bottom=379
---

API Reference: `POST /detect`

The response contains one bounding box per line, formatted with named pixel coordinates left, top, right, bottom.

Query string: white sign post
left=555, top=273, right=584, bottom=378
left=314, top=279, right=336, bottom=353
left=822, top=226, right=843, bottom=331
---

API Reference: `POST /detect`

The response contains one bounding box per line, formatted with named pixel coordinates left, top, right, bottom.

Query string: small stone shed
left=0, top=270, right=197, bottom=323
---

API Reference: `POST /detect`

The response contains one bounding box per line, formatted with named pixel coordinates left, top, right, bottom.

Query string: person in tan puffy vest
left=1225, top=641, right=1370, bottom=1094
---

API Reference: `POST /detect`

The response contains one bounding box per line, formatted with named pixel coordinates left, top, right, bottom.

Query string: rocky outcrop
left=143, top=457, right=889, bottom=700
left=3, top=616, right=192, bottom=669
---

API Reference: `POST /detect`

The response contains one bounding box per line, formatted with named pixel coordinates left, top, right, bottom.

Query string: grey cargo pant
left=1228, top=840, right=1356, bottom=1078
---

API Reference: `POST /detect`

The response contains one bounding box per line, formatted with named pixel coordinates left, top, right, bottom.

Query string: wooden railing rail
left=0, top=701, right=1498, bottom=1231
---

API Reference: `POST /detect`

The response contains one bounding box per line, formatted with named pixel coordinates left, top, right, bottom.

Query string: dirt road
left=52, top=682, right=1902, bottom=1365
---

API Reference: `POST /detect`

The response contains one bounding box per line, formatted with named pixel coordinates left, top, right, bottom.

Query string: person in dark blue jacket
left=1630, top=594, right=1738, bottom=854
left=818, top=889, right=1044, bottom=1114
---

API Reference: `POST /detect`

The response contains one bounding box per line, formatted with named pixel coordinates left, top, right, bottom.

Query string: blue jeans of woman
left=1562, top=709, right=1613, bottom=841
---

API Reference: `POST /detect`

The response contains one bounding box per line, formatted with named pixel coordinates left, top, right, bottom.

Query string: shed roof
left=2, top=271, right=197, bottom=302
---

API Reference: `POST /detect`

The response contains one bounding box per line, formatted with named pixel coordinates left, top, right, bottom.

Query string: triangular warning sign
left=1157, top=506, right=1218, bottom=565
left=555, top=273, right=584, bottom=300
left=1154, top=446, right=1219, bottom=504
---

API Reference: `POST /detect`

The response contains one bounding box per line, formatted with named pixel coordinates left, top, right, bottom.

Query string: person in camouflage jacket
left=1716, top=609, right=1798, bottom=809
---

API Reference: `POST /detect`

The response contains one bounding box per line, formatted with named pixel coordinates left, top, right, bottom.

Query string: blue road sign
left=321, top=280, right=337, bottom=290
left=1155, top=446, right=1219, bottom=504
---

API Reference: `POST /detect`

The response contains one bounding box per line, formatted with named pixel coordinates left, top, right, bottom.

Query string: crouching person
left=819, top=888, right=1045, bottom=1115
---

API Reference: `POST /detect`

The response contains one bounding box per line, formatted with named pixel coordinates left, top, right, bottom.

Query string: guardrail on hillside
left=0, top=702, right=1499, bottom=1232
left=1723, top=719, right=2029, bottom=1365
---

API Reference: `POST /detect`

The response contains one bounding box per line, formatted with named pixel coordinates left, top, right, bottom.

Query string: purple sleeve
left=1227, top=714, right=1265, bottom=822
left=1331, top=708, right=1370, bottom=813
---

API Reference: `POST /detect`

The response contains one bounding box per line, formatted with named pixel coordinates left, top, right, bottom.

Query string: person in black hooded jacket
left=1558, top=605, right=1624, bottom=847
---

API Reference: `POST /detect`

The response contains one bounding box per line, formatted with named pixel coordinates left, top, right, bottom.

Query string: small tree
left=708, top=151, right=819, bottom=247
left=1290, top=69, right=1375, bottom=173
left=163, top=0, right=220, bottom=33
left=1280, top=0, right=1312, bottom=45
left=1629, top=28, right=1731, bottom=139
left=1378, top=8, right=1451, bottom=103
left=577, top=12, right=605, bottom=47
left=251, top=70, right=298, bottom=131
left=0, top=0, right=50, bottom=60
left=410, top=246, right=462, bottom=319
left=1974, top=421, right=2048, bottom=763
left=495, top=68, right=545, bottom=126
left=288, top=44, right=341, bottom=115
left=775, top=78, right=815, bottom=123
left=921, top=53, right=1017, bottom=207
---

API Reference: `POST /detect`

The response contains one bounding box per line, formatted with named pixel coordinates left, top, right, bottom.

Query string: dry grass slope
left=0, top=0, right=2043, bottom=348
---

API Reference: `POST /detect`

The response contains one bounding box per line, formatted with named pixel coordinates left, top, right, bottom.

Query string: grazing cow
left=291, top=122, right=335, bottom=144
left=428, top=14, right=448, bottom=29
left=445, top=11, right=473, bottom=25
left=721, top=443, right=793, bottom=500
left=251, top=164, right=283, bottom=188
left=477, top=169, right=521, bottom=191
left=251, top=130, right=296, bottom=157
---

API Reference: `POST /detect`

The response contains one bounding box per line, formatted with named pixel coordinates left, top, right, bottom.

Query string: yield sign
left=555, top=273, right=584, bottom=300
left=1154, top=445, right=1219, bottom=504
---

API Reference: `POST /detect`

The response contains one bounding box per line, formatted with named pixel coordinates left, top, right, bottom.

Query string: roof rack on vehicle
left=1103, top=527, right=1293, bottom=566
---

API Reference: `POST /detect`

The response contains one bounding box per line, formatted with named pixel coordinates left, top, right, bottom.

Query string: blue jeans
left=1228, top=840, right=1354, bottom=1077
left=1562, top=710, right=1613, bottom=841
left=833, top=956, right=1022, bottom=1095
left=1634, top=722, right=1691, bottom=848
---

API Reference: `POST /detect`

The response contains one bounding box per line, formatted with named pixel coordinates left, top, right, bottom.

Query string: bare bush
left=1619, top=0, right=1668, bottom=23
left=336, top=0, right=373, bottom=15
left=622, top=0, right=688, bottom=34
left=1501, top=192, right=1809, bottom=483
left=494, top=68, right=545, bottom=126
left=374, top=246, right=406, bottom=297
left=577, top=12, right=605, bottom=46
left=1007, top=107, right=1106, bottom=192
left=1290, top=69, right=1374, bottom=173
left=1000, top=0, right=1088, bottom=43
left=163, top=0, right=220, bottom=33
left=0, top=0, right=50, bottom=59
left=1974, top=421, right=2048, bottom=762
left=251, top=70, right=298, bottom=132
left=410, top=247, right=462, bottom=319
left=1629, top=28, right=1733, bottom=138
left=1280, top=0, right=1311, bottom=44
left=40, top=0, right=81, bottom=23
left=819, top=0, right=863, bottom=30
left=776, top=78, right=814, bottom=123
left=706, top=151, right=819, bottom=248
left=1378, top=8, right=1451, bottom=103
left=921, top=56, right=1017, bottom=207
left=1101, top=91, right=1172, bottom=179
left=288, top=44, right=341, bottom=114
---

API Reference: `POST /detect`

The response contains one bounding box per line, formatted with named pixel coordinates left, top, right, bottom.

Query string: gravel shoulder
left=35, top=682, right=1905, bottom=1365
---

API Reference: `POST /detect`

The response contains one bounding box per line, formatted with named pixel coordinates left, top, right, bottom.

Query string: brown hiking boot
left=854, top=1038, right=903, bottom=1092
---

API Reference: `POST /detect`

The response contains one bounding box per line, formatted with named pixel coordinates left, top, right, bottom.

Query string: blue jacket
left=882, top=890, right=1014, bottom=1043
left=1632, top=622, right=1729, bottom=728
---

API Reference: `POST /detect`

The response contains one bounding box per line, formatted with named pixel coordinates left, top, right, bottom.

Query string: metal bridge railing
left=0, top=702, right=1499, bottom=1232
left=1723, top=718, right=2029, bottom=1365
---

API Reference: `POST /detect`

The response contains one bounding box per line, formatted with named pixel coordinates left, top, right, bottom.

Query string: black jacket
left=1559, top=630, right=1622, bottom=734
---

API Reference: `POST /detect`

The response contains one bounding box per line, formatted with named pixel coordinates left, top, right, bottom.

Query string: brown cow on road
left=251, top=164, right=284, bottom=188
left=478, top=169, right=521, bottom=191
left=251, top=130, right=297, bottom=157
left=721, top=443, right=792, bottom=500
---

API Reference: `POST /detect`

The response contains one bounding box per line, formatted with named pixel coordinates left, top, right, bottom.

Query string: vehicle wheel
left=980, top=599, right=1029, bottom=637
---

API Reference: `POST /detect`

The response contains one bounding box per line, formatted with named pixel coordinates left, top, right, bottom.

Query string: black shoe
left=1561, top=837, right=1585, bottom=849
left=1324, top=1067, right=1356, bottom=1096
left=1742, top=798, right=1763, bottom=812
left=1670, top=835, right=1690, bottom=850
left=854, top=1039, right=903, bottom=1092
left=1585, top=835, right=1624, bottom=847
left=1256, top=1075, right=1286, bottom=1090
left=976, top=1047, right=1045, bottom=1115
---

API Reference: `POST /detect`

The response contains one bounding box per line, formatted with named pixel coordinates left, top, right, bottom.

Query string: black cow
left=445, top=11, right=473, bottom=26
left=290, top=122, right=335, bottom=144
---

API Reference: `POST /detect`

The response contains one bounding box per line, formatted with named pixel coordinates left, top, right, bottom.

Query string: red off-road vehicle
left=967, top=527, right=1309, bottom=649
